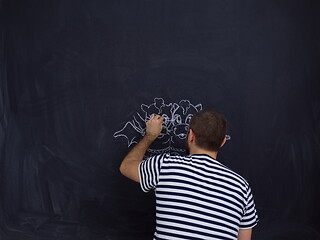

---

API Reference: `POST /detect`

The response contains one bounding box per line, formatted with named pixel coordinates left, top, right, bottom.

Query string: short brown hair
left=189, top=109, right=226, bottom=151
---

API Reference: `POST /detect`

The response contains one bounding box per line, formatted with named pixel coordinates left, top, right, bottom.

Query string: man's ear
left=188, top=129, right=195, bottom=142
left=220, top=137, right=227, bottom=148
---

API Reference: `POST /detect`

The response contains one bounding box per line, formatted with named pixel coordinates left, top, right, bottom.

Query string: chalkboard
left=1, top=0, right=319, bottom=239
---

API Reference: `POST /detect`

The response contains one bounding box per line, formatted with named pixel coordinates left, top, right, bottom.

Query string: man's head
left=187, top=109, right=227, bottom=152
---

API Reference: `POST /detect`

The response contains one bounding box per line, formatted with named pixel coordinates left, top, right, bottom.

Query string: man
left=120, top=110, right=258, bottom=240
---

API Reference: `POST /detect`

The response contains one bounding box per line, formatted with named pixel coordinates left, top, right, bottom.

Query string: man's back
left=139, top=154, right=258, bottom=240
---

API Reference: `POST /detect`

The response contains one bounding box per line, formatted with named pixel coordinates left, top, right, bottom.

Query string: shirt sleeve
left=239, top=186, right=259, bottom=229
left=138, top=154, right=165, bottom=192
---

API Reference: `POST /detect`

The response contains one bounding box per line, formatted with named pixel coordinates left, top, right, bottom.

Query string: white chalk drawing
left=114, top=98, right=230, bottom=156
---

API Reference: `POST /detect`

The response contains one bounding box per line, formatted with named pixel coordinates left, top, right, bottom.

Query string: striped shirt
left=138, top=154, right=258, bottom=240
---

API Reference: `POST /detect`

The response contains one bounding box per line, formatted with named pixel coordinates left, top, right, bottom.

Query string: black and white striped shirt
left=139, top=154, right=258, bottom=240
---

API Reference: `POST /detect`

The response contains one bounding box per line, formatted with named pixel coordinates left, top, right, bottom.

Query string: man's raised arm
left=119, top=115, right=164, bottom=182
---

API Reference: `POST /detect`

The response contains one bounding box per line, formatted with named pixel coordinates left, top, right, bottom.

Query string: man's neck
left=189, top=148, right=218, bottom=160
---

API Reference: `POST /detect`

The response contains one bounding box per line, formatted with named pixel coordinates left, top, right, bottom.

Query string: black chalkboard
left=1, top=0, right=319, bottom=239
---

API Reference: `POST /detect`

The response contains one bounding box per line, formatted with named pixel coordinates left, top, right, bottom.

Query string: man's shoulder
left=191, top=154, right=250, bottom=187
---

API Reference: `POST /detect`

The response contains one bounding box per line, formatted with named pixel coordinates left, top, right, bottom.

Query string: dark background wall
left=1, top=0, right=319, bottom=239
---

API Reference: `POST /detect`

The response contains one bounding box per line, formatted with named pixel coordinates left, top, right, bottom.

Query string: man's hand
left=146, top=115, right=164, bottom=140
left=119, top=114, right=164, bottom=182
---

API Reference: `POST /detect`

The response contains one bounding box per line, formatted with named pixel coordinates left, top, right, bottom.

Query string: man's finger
left=156, top=116, right=164, bottom=121
left=149, top=114, right=156, bottom=120
left=150, top=114, right=162, bottom=120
